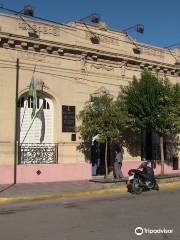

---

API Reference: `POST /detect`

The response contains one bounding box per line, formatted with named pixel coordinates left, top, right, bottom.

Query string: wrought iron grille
left=19, top=143, right=58, bottom=164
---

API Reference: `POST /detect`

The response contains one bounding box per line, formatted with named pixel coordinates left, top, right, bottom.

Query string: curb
left=0, top=181, right=180, bottom=204
left=157, top=181, right=180, bottom=189
left=0, top=187, right=128, bottom=204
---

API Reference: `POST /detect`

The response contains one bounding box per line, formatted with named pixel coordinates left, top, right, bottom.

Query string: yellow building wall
left=0, top=13, right=179, bottom=165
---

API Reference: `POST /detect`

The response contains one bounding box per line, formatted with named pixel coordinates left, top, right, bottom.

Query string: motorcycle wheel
left=127, top=183, right=132, bottom=193
left=132, top=178, right=143, bottom=194
left=153, top=182, right=159, bottom=191
left=147, top=181, right=155, bottom=189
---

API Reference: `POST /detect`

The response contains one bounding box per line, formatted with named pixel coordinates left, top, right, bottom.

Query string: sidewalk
left=0, top=179, right=125, bottom=198
left=0, top=175, right=180, bottom=204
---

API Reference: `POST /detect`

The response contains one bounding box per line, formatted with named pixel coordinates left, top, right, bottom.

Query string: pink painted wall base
left=121, top=160, right=180, bottom=176
left=0, top=160, right=179, bottom=184
left=0, top=163, right=92, bottom=184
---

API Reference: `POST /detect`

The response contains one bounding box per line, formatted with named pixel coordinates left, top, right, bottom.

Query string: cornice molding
left=0, top=33, right=179, bottom=75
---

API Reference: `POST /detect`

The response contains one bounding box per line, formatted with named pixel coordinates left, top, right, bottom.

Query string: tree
left=117, top=70, right=180, bottom=175
left=78, top=90, right=124, bottom=177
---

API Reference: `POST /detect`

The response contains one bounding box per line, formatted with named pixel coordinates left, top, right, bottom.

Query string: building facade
left=0, top=13, right=180, bottom=184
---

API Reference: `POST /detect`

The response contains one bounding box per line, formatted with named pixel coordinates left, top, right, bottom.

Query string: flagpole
left=20, top=65, right=38, bottom=145
left=14, top=58, right=19, bottom=184
left=20, top=100, right=28, bottom=131
left=21, top=113, right=36, bottom=145
left=33, top=65, right=36, bottom=73
left=20, top=104, right=43, bottom=145
left=20, top=64, right=36, bottom=131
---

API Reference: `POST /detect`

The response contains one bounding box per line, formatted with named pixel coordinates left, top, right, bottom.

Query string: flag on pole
left=36, top=103, right=45, bottom=143
left=28, top=72, right=37, bottom=119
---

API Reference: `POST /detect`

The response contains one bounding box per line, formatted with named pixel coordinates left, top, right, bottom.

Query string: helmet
left=141, top=161, right=148, bottom=167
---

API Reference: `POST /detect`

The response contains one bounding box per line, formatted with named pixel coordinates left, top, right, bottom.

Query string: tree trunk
left=104, top=139, right=108, bottom=178
left=160, top=136, right=164, bottom=175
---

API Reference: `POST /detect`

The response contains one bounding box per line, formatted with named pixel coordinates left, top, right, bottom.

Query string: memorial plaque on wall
left=62, top=105, right=75, bottom=132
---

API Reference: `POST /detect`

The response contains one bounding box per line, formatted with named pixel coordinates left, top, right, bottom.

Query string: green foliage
left=78, top=90, right=124, bottom=142
left=118, top=70, right=180, bottom=136
left=78, top=71, right=180, bottom=150
left=156, top=81, right=180, bottom=135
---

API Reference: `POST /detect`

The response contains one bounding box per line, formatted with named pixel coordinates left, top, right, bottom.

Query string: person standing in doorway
left=114, top=146, right=124, bottom=179
left=91, top=140, right=99, bottom=176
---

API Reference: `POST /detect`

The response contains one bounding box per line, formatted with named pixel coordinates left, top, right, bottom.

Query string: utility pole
left=14, top=58, right=19, bottom=184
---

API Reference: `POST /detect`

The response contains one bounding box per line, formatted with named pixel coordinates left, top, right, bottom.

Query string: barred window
left=18, top=96, right=50, bottom=110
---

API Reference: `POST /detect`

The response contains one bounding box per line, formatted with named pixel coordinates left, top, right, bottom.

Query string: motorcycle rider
left=137, top=160, right=155, bottom=185
left=127, top=161, right=159, bottom=193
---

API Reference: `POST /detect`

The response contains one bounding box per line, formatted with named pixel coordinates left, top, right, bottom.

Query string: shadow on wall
left=77, top=140, right=91, bottom=163
left=77, top=130, right=142, bottom=176
left=119, top=130, right=142, bottom=158
left=164, top=134, right=180, bottom=169
left=77, top=132, right=180, bottom=172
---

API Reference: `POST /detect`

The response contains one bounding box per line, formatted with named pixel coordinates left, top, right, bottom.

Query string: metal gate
left=18, top=143, right=58, bottom=164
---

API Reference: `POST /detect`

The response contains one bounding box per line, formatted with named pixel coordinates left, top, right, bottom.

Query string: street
left=0, top=188, right=180, bottom=240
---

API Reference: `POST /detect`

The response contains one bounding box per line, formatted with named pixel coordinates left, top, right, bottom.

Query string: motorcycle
left=127, top=168, right=159, bottom=194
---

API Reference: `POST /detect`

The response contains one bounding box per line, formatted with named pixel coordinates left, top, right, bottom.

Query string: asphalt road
left=0, top=188, right=179, bottom=240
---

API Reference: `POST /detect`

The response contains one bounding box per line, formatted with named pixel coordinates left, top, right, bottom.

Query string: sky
left=1, top=0, right=180, bottom=48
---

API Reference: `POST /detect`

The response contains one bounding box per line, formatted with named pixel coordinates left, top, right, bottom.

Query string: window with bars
left=18, top=96, right=50, bottom=110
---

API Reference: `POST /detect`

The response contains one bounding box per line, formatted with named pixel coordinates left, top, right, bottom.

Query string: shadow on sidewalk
left=0, top=184, right=15, bottom=193
left=90, top=177, right=127, bottom=184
